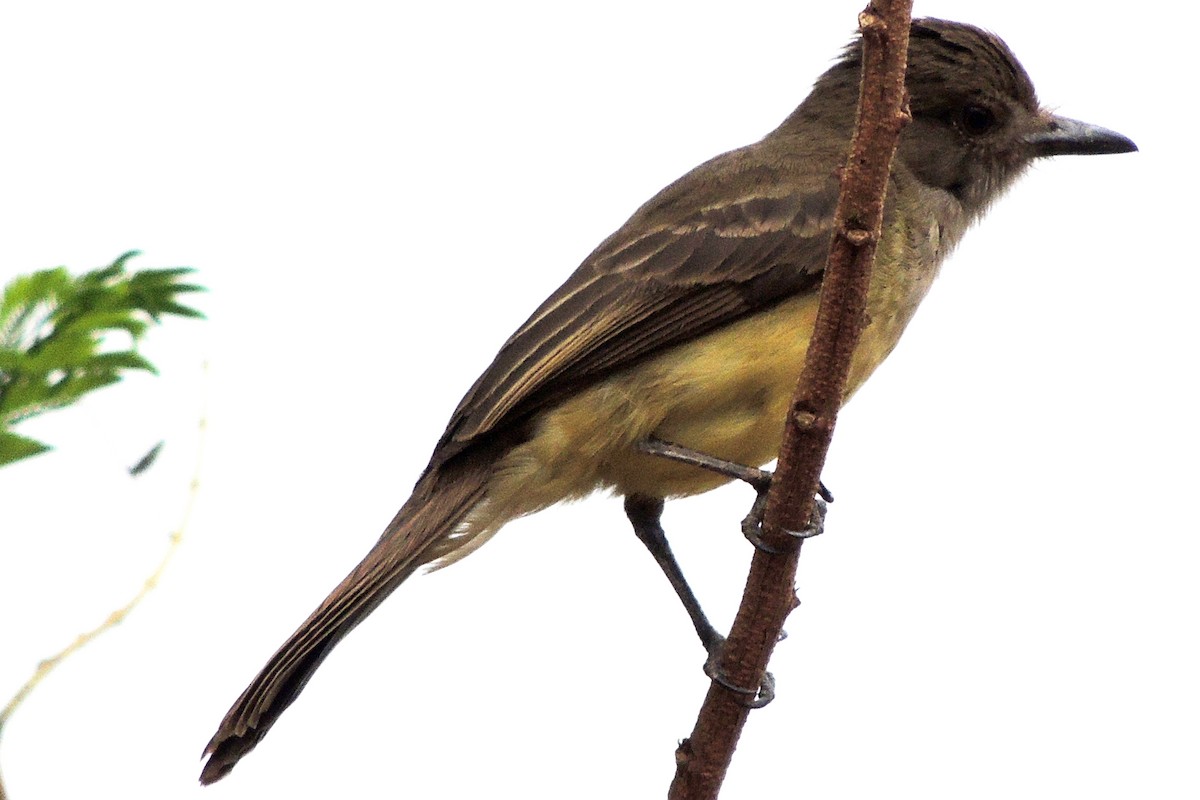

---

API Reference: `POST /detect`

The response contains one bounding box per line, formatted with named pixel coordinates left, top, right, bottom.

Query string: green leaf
left=0, top=430, right=51, bottom=466
left=89, top=351, right=156, bottom=373
left=0, top=252, right=206, bottom=467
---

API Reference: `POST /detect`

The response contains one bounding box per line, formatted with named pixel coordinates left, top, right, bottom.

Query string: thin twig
left=668, top=4, right=913, bottom=797
left=0, top=360, right=209, bottom=800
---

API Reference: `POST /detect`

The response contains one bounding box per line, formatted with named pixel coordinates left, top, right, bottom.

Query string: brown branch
left=667, top=4, right=913, bottom=798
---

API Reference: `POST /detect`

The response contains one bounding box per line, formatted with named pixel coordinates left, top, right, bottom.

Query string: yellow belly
left=593, top=291, right=822, bottom=497
left=485, top=282, right=916, bottom=511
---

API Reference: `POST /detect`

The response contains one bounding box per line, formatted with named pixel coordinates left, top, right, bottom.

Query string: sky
left=1, top=2, right=1195, bottom=798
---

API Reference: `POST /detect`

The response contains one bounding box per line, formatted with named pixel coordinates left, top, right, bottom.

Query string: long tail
left=199, top=454, right=493, bottom=784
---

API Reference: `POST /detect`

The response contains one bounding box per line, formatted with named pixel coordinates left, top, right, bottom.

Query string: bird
left=200, top=18, right=1135, bottom=784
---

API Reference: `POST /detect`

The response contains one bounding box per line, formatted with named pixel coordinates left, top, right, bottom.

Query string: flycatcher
left=201, top=18, right=1136, bottom=783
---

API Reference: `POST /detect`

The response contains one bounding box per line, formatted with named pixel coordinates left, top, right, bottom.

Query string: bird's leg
left=624, top=493, right=774, bottom=708
left=628, top=438, right=834, bottom=707
left=635, top=437, right=773, bottom=492
left=624, top=494, right=723, bottom=655
left=636, top=436, right=832, bottom=553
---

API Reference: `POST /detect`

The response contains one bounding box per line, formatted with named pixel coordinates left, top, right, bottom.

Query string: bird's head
left=784, top=18, right=1137, bottom=216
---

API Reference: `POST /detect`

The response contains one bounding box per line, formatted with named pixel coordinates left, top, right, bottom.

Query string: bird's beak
left=1025, top=114, right=1138, bottom=157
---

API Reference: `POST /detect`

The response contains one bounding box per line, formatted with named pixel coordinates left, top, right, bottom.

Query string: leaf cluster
left=0, top=251, right=204, bottom=466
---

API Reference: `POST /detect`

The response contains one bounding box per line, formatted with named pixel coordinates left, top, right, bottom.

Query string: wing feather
left=433, top=161, right=842, bottom=461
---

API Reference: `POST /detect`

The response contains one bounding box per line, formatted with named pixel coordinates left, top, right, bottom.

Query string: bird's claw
left=740, top=489, right=790, bottom=554
left=784, top=494, right=827, bottom=540
left=703, top=643, right=776, bottom=709
left=742, top=487, right=829, bottom=552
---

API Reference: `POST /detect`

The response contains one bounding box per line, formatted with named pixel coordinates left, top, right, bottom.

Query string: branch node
left=858, top=10, right=884, bottom=31
left=791, top=410, right=818, bottom=429
left=844, top=228, right=872, bottom=246
left=674, top=738, right=693, bottom=768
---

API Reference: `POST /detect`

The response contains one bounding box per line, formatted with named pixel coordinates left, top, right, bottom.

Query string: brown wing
left=431, top=164, right=842, bottom=465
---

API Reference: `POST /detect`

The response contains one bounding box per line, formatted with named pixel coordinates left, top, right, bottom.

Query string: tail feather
left=199, top=456, right=492, bottom=784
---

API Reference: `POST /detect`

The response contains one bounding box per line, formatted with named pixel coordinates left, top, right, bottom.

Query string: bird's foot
left=635, top=436, right=832, bottom=554
left=702, top=635, right=776, bottom=709
left=741, top=483, right=830, bottom=553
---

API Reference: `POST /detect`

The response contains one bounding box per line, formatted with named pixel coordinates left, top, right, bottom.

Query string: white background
left=2, top=2, right=1194, bottom=798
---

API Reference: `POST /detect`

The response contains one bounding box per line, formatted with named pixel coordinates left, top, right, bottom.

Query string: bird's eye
left=960, top=104, right=998, bottom=136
